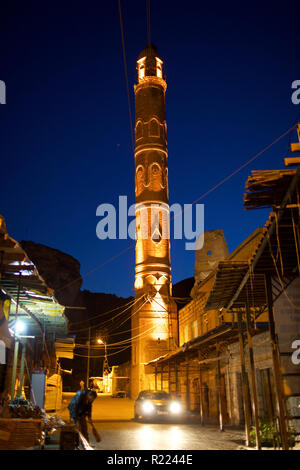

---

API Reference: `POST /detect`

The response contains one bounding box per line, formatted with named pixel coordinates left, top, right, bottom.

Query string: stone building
left=147, top=229, right=269, bottom=423
left=145, top=161, right=300, bottom=449
left=191, top=229, right=229, bottom=297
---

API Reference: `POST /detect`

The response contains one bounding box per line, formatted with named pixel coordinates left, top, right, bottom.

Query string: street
left=59, top=394, right=246, bottom=450
left=88, top=421, right=245, bottom=450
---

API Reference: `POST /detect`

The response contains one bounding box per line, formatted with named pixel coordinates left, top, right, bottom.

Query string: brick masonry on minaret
left=131, top=44, right=177, bottom=399
left=134, top=43, right=170, bottom=294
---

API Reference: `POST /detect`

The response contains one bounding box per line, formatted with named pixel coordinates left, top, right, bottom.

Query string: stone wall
left=274, top=277, right=300, bottom=432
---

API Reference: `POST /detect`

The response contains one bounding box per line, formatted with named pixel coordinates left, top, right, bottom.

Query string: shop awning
left=205, top=166, right=300, bottom=314
left=145, top=324, right=241, bottom=366
left=0, top=217, right=68, bottom=338
left=55, top=336, right=75, bottom=359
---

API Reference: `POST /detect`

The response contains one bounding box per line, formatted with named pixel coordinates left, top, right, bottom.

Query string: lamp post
left=17, top=341, right=26, bottom=398
left=10, top=273, right=22, bottom=400
left=10, top=337, right=19, bottom=399
left=86, top=327, right=91, bottom=389
left=97, top=338, right=108, bottom=374
left=10, top=320, right=25, bottom=399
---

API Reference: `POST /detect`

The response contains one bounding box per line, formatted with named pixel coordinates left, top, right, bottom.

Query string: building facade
left=146, top=162, right=300, bottom=448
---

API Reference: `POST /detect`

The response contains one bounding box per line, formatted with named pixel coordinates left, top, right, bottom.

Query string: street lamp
left=11, top=320, right=27, bottom=399
left=15, top=320, right=25, bottom=335
left=97, top=338, right=108, bottom=370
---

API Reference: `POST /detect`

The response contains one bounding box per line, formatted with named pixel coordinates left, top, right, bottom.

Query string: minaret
left=131, top=44, right=177, bottom=398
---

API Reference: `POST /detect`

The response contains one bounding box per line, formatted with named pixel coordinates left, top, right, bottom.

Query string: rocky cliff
left=20, top=240, right=82, bottom=308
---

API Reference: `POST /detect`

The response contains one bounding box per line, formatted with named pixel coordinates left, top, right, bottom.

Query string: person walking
left=79, top=380, right=85, bottom=390
left=68, top=389, right=97, bottom=443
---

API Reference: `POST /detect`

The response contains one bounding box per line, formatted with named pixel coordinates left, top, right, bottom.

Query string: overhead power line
left=118, top=0, right=134, bottom=152
left=146, top=0, right=151, bottom=45
left=69, top=295, right=145, bottom=333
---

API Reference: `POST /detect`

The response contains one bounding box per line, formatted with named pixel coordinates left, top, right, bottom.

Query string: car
left=134, top=390, right=183, bottom=421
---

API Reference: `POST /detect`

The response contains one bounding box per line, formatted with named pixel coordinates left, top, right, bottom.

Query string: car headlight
left=169, top=401, right=181, bottom=414
left=142, top=401, right=155, bottom=413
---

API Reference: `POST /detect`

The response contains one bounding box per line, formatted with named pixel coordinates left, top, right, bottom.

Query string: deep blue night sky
left=1, top=1, right=300, bottom=298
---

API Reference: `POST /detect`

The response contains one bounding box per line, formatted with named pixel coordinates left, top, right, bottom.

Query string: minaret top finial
left=137, top=44, right=164, bottom=82
left=137, top=43, right=161, bottom=61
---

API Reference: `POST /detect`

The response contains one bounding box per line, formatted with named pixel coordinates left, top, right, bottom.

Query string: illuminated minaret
left=131, top=44, right=177, bottom=398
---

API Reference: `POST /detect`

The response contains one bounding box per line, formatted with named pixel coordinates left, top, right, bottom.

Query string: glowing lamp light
left=169, top=401, right=181, bottom=414
left=149, top=292, right=169, bottom=341
left=142, top=401, right=155, bottom=414
left=135, top=276, right=143, bottom=290
left=9, top=261, right=34, bottom=277
left=15, top=320, right=25, bottom=335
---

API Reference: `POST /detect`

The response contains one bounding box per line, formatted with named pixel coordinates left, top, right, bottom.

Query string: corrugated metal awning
left=0, top=217, right=68, bottom=338
left=55, top=336, right=75, bottom=359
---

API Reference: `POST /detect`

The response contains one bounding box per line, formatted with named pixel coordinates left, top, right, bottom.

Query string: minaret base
left=130, top=296, right=177, bottom=399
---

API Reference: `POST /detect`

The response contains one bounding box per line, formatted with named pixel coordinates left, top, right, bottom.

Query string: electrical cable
left=146, top=0, right=151, bottom=45
left=68, top=295, right=145, bottom=333
left=118, top=0, right=134, bottom=152
left=55, top=244, right=134, bottom=295
left=67, top=295, right=138, bottom=326
left=74, top=343, right=132, bottom=359
left=74, top=320, right=162, bottom=353
left=72, top=298, right=149, bottom=343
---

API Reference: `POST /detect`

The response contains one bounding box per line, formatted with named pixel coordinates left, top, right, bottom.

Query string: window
left=157, top=64, right=162, bottom=78
left=139, top=64, right=145, bottom=80
left=192, top=320, right=198, bottom=338
left=150, top=163, right=162, bottom=192
left=149, top=118, right=160, bottom=137
left=135, top=165, right=145, bottom=196
left=184, top=326, right=189, bottom=343
left=202, top=313, right=208, bottom=333
left=135, top=121, right=143, bottom=140
left=156, top=58, right=163, bottom=78
left=151, top=163, right=160, bottom=176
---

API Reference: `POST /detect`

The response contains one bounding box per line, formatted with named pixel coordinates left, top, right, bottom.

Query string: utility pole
left=17, top=341, right=26, bottom=398
left=11, top=273, right=21, bottom=399
left=103, top=342, right=108, bottom=375
left=245, top=302, right=261, bottom=450
left=86, top=327, right=91, bottom=389
left=10, top=338, right=19, bottom=399
left=265, top=274, right=289, bottom=450
left=237, top=312, right=252, bottom=447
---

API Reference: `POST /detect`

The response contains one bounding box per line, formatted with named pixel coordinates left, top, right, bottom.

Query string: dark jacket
left=68, top=390, right=92, bottom=422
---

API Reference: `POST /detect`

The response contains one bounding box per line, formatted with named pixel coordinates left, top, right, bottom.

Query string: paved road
left=89, top=421, right=246, bottom=450
left=56, top=395, right=300, bottom=450
left=59, top=394, right=246, bottom=450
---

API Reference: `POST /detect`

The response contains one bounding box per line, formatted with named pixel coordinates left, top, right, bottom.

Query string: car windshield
left=139, top=391, right=170, bottom=400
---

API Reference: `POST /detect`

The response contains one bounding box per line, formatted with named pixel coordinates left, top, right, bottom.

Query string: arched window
left=157, top=64, right=162, bottom=78
left=135, top=121, right=143, bottom=140
left=151, top=163, right=160, bottom=176
left=150, top=163, right=162, bottom=192
left=135, top=165, right=145, bottom=196
left=139, top=64, right=145, bottom=80
left=156, top=58, right=163, bottom=78
left=149, top=118, right=160, bottom=137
